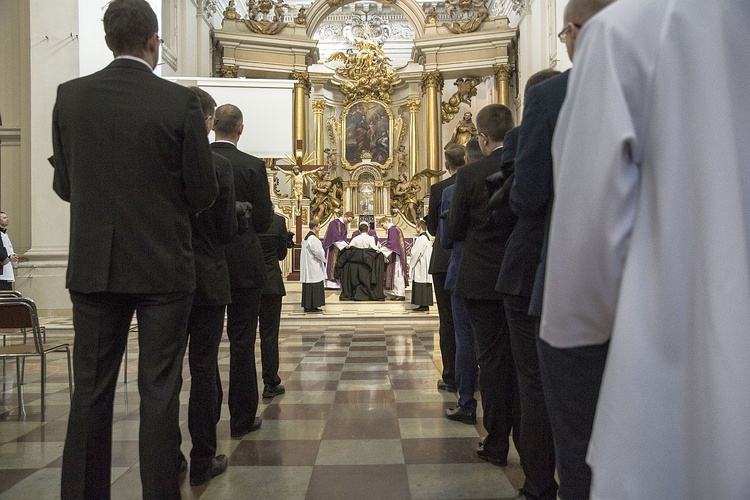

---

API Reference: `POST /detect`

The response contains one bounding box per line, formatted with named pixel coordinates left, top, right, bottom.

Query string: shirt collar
left=115, top=55, right=153, bottom=70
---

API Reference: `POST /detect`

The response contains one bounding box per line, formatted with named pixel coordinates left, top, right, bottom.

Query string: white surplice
left=542, top=0, right=750, bottom=498
left=409, top=233, right=432, bottom=284
left=300, top=233, right=327, bottom=284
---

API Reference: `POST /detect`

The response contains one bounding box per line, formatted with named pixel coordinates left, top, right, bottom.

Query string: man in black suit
left=51, top=1, right=218, bottom=498
left=513, top=2, right=614, bottom=497
left=447, top=104, right=519, bottom=466
left=495, top=71, right=560, bottom=500
left=211, top=104, right=273, bottom=438
left=258, top=213, right=289, bottom=399
left=427, top=144, right=467, bottom=393
left=182, top=86, right=237, bottom=486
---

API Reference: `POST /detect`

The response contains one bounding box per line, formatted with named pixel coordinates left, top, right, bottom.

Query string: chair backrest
left=0, top=291, right=22, bottom=298
left=0, top=297, right=43, bottom=352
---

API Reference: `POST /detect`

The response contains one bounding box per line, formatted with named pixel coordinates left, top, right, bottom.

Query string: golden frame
left=341, top=99, right=394, bottom=172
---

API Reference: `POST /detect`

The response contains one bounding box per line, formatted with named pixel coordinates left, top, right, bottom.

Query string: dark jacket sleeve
left=447, top=168, right=471, bottom=242
left=275, top=216, right=288, bottom=261
left=510, top=88, right=554, bottom=218
left=51, top=88, right=71, bottom=202
left=251, top=160, right=273, bottom=233
left=212, top=155, right=238, bottom=245
left=427, top=182, right=441, bottom=236
left=182, top=94, right=219, bottom=213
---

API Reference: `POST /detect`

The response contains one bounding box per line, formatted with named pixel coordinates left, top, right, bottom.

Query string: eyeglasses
left=557, top=23, right=581, bottom=43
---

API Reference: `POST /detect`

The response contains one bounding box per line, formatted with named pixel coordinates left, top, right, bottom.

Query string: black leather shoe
left=437, top=380, right=456, bottom=392
left=178, top=453, right=188, bottom=478
left=445, top=405, right=477, bottom=424
left=262, top=384, right=285, bottom=398
left=304, top=308, right=323, bottom=313
left=412, top=306, right=429, bottom=312
left=476, top=446, right=508, bottom=466
left=230, top=416, right=262, bottom=438
left=396, top=296, right=406, bottom=301
left=189, top=454, right=228, bottom=486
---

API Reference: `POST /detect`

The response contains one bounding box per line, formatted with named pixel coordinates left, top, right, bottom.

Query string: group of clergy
left=299, top=211, right=434, bottom=311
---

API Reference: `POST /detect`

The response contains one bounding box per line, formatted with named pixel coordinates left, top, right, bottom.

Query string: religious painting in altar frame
left=341, top=99, right=394, bottom=171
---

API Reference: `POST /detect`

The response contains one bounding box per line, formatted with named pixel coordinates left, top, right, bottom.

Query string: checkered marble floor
left=0, top=312, right=523, bottom=499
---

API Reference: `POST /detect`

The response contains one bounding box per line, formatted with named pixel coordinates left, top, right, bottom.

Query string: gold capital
left=420, top=71, right=444, bottom=94
left=312, top=100, right=327, bottom=114
left=220, top=64, right=239, bottom=78
left=291, top=71, right=311, bottom=96
left=495, top=64, right=514, bottom=81
left=406, top=99, right=421, bottom=114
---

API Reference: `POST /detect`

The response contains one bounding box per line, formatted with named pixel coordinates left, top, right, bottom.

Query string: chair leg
left=40, top=354, right=46, bottom=421
left=15, top=357, right=25, bottom=418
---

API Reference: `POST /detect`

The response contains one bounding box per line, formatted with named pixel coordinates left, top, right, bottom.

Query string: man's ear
left=237, top=123, right=245, bottom=137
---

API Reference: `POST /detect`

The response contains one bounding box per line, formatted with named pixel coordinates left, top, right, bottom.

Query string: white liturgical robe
left=300, top=233, right=326, bottom=284
left=542, top=1, right=750, bottom=498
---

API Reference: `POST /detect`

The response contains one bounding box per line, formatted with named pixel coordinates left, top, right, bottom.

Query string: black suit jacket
left=508, top=71, right=569, bottom=315
left=211, top=141, right=273, bottom=290
left=447, top=148, right=517, bottom=300
left=192, top=153, right=237, bottom=305
left=427, top=175, right=455, bottom=274
left=52, top=58, right=218, bottom=294
left=258, top=214, right=288, bottom=297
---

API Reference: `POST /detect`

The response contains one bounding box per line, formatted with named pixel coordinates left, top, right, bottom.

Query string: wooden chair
left=0, top=297, right=73, bottom=420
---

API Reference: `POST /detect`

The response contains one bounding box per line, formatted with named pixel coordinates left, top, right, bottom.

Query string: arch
left=305, top=0, right=427, bottom=40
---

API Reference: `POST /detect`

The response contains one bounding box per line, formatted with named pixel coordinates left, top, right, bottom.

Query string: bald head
left=564, top=0, right=615, bottom=25
left=214, top=104, right=243, bottom=141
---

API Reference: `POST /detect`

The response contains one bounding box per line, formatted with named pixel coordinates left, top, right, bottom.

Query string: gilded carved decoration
left=220, top=64, right=239, bottom=78
left=291, top=71, right=311, bottom=95
left=406, top=98, right=421, bottom=113
left=443, top=0, right=489, bottom=34
left=423, top=3, right=438, bottom=24
left=294, top=6, right=307, bottom=25
left=244, top=0, right=288, bottom=35
left=311, top=100, right=327, bottom=113
left=495, top=63, right=513, bottom=80
left=441, top=76, right=481, bottom=124
left=223, top=0, right=241, bottom=19
left=420, top=72, right=444, bottom=94
left=325, top=38, right=396, bottom=105
left=326, top=0, right=345, bottom=7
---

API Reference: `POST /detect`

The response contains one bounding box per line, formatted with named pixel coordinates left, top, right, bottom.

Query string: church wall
left=0, top=0, right=30, bottom=256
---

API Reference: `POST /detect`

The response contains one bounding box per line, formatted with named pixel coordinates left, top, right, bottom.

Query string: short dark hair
left=309, top=220, right=320, bottom=231
left=416, top=220, right=427, bottom=231
left=465, top=136, right=484, bottom=163
left=476, top=104, right=514, bottom=142
left=358, top=222, right=369, bottom=233
left=444, top=144, right=466, bottom=170
left=103, top=0, right=158, bottom=55
left=188, top=86, right=217, bottom=118
left=525, top=69, right=561, bottom=94
left=213, top=104, right=243, bottom=136
left=343, top=211, right=354, bottom=218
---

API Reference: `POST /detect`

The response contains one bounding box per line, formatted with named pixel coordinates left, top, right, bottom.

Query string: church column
left=406, top=98, right=421, bottom=179
left=421, top=71, right=444, bottom=175
left=312, top=99, right=326, bottom=166
left=291, top=71, right=311, bottom=153
left=494, top=64, right=513, bottom=107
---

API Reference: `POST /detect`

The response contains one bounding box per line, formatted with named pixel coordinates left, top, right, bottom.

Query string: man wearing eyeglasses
left=510, top=0, right=615, bottom=498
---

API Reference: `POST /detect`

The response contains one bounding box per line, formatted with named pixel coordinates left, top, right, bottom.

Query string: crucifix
left=277, top=140, right=327, bottom=280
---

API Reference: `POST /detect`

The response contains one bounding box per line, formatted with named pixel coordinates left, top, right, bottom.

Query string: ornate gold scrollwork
left=406, top=98, right=421, bottom=114
left=443, top=0, right=490, bottom=34
left=311, top=100, right=326, bottom=113
left=325, top=38, right=396, bottom=105
left=441, top=76, right=481, bottom=124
